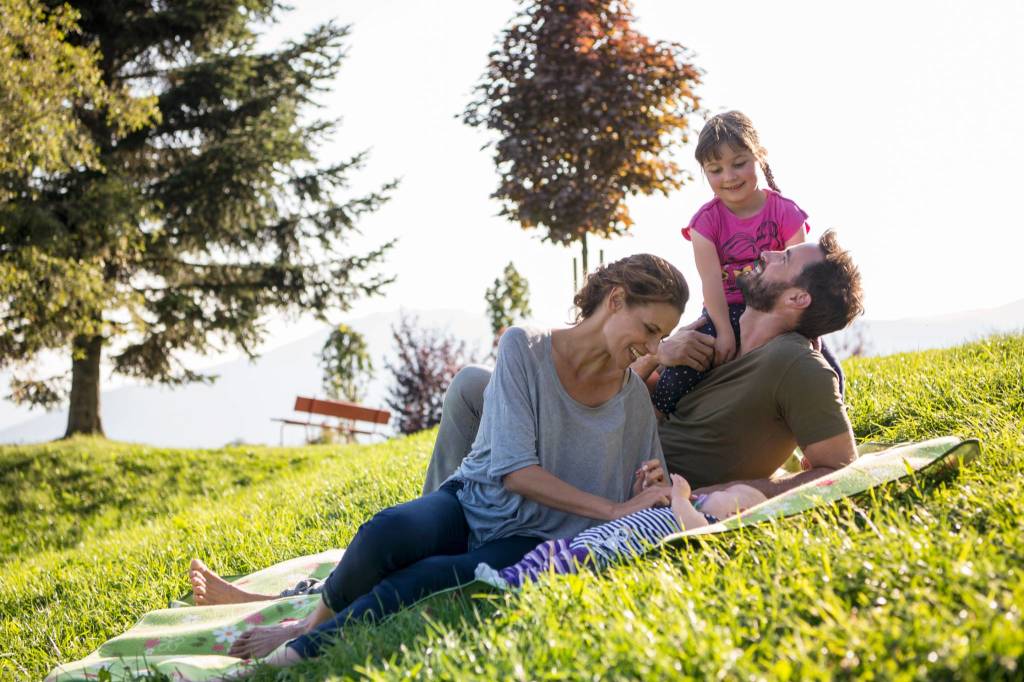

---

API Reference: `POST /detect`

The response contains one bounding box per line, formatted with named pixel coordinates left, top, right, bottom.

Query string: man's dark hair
left=793, top=230, right=864, bottom=338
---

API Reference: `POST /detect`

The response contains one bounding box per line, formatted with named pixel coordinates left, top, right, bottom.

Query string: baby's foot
left=474, top=562, right=512, bottom=590
left=189, top=559, right=276, bottom=606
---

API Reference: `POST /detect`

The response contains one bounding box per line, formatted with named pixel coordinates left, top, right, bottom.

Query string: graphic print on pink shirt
left=682, top=190, right=810, bottom=304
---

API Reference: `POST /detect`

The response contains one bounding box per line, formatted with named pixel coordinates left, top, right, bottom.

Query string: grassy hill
left=1, top=335, right=1022, bottom=680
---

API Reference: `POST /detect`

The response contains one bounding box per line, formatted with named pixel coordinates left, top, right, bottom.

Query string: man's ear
left=786, top=288, right=812, bottom=311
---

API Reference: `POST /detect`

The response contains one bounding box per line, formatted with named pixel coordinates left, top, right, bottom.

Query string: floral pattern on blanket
left=46, top=550, right=344, bottom=681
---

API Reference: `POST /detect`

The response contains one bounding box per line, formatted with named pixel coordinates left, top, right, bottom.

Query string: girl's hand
left=712, top=330, right=736, bottom=367
left=610, top=484, right=670, bottom=519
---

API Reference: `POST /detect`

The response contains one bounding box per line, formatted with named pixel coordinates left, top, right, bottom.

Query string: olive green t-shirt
left=658, top=332, right=850, bottom=488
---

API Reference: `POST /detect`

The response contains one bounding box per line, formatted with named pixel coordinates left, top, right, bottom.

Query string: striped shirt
left=487, top=506, right=722, bottom=589
left=571, top=507, right=683, bottom=566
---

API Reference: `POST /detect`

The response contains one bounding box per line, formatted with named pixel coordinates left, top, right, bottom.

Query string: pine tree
left=0, top=1, right=395, bottom=437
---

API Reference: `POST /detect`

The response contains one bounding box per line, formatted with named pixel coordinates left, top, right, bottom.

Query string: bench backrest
left=294, top=396, right=390, bottom=425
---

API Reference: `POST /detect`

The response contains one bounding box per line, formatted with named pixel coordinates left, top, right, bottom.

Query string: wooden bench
left=272, top=396, right=391, bottom=445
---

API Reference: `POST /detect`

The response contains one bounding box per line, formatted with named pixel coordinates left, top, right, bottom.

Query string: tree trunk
left=580, top=232, right=589, bottom=276
left=64, top=334, right=105, bottom=438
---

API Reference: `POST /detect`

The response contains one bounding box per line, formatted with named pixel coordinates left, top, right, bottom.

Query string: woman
left=194, top=253, right=688, bottom=669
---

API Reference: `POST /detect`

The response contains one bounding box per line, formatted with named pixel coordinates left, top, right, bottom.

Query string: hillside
left=0, top=308, right=492, bottom=447
left=1, top=335, right=1022, bottom=680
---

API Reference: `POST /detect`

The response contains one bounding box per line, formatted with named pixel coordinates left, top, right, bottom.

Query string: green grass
left=1, top=335, right=1022, bottom=680
left=0, top=439, right=349, bottom=558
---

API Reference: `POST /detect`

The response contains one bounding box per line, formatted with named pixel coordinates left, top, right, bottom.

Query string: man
left=424, top=229, right=864, bottom=498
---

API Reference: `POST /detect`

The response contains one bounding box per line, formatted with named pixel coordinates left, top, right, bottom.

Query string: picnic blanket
left=46, top=436, right=978, bottom=681
left=658, top=436, right=979, bottom=546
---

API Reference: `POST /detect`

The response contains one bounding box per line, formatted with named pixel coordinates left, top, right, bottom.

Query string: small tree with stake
left=484, top=261, right=532, bottom=351
left=319, top=323, right=373, bottom=403
left=463, top=0, right=702, bottom=274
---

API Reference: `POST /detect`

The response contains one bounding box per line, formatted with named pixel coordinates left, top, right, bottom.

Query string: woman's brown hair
left=695, top=111, right=780, bottom=192
left=573, top=254, right=688, bottom=322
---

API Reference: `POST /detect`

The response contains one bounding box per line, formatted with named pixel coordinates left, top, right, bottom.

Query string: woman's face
left=604, top=296, right=682, bottom=369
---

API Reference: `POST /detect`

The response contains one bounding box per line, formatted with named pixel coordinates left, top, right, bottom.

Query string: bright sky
left=3, top=0, right=1023, bottom=430
left=255, top=0, right=1024, bottom=337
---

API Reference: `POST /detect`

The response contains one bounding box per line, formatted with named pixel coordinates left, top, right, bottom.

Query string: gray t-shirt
left=452, top=327, right=665, bottom=549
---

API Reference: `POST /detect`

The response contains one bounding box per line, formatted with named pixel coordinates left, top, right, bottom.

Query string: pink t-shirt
left=682, top=190, right=810, bottom=304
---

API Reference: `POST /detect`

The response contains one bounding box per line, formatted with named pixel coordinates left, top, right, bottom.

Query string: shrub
left=384, top=314, right=477, bottom=434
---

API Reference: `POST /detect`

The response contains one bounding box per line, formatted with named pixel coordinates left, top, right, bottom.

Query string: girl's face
left=603, top=294, right=681, bottom=369
left=702, top=143, right=760, bottom=209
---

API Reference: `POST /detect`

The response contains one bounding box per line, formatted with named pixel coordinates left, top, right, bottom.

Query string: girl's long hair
left=695, top=111, right=780, bottom=192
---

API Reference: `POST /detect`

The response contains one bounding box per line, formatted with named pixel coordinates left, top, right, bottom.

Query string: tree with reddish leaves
left=384, top=314, right=477, bottom=435
left=463, top=0, right=703, bottom=273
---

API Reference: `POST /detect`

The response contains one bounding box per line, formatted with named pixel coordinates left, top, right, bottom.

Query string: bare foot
left=190, top=559, right=276, bottom=606
left=229, top=621, right=306, bottom=659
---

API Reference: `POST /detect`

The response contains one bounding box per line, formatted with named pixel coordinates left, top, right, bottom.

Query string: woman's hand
left=632, top=459, right=666, bottom=495
left=610, top=483, right=670, bottom=519
left=505, top=465, right=667, bottom=523
left=712, top=329, right=736, bottom=367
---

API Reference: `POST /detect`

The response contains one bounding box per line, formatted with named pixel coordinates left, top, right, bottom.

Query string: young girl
left=475, top=473, right=766, bottom=589
left=651, top=111, right=844, bottom=416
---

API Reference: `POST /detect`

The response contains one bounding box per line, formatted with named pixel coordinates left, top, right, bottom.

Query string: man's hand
left=657, top=317, right=715, bottom=372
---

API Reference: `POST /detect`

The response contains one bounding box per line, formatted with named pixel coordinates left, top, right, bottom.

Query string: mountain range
left=2, top=299, right=1021, bottom=447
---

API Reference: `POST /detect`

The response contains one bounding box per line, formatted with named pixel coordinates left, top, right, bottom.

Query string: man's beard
left=737, top=270, right=789, bottom=311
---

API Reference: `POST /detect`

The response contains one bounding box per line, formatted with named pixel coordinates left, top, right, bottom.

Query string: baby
left=475, top=474, right=766, bottom=589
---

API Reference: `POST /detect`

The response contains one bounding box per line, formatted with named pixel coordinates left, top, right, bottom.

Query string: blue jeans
left=287, top=480, right=540, bottom=658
